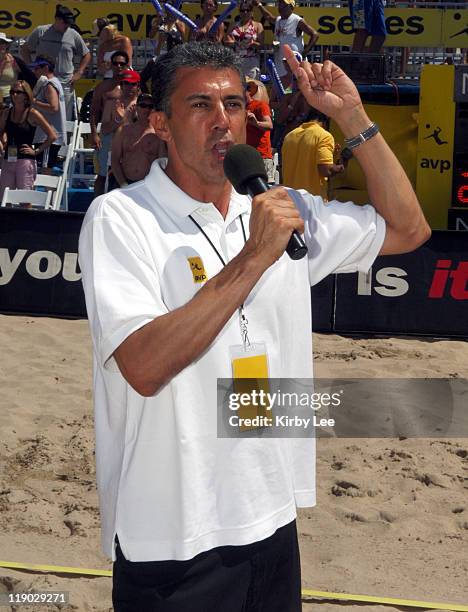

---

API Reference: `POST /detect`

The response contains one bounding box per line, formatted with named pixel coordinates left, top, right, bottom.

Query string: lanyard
left=188, top=213, right=251, bottom=350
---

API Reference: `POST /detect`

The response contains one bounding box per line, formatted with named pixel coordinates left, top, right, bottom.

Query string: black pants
left=112, top=520, right=302, bottom=612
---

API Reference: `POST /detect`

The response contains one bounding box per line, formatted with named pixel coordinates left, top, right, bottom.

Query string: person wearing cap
left=111, top=93, right=166, bottom=187
left=92, top=65, right=139, bottom=196
left=253, top=0, right=319, bottom=80
left=245, top=78, right=274, bottom=182
left=20, top=4, right=91, bottom=120
left=116, top=70, right=140, bottom=122
left=94, top=20, right=133, bottom=79
left=0, top=33, right=20, bottom=108
left=90, top=51, right=130, bottom=194
left=29, top=55, right=67, bottom=171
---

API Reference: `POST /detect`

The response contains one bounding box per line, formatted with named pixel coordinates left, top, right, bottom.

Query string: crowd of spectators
left=0, top=0, right=462, bottom=202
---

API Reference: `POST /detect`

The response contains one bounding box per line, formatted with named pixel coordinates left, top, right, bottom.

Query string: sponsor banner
left=0, top=209, right=467, bottom=339
left=416, top=64, right=456, bottom=230
left=448, top=207, right=468, bottom=231
left=333, top=230, right=468, bottom=337
left=331, top=103, right=419, bottom=201
left=0, top=208, right=86, bottom=318
left=312, top=7, right=442, bottom=47
left=442, top=9, right=468, bottom=50
left=310, top=275, right=335, bottom=333
left=454, top=65, right=468, bottom=104
left=0, top=1, right=466, bottom=47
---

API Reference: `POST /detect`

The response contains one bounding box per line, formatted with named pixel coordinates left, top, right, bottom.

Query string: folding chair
left=58, top=144, right=73, bottom=211
left=66, top=119, right=78, bottom=145
left=49, top=121, right=77, bottom=172
left=1, top=188, right=52, bottom=209
left=34, top=173, right=63, bottom=210
left=68, top=122, right=101, bottom=190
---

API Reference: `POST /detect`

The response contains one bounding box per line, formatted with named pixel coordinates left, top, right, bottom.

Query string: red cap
left=120, top=69, right=141, bottom=84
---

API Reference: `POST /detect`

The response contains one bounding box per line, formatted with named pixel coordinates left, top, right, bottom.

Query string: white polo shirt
left=79, top=158, right=385, bottom=562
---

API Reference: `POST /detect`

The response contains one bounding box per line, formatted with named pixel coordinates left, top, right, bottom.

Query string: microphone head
left=223, top=144, right=268, bottom=195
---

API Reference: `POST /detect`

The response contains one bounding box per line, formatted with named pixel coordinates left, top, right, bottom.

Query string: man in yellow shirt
left=281, top=109, right=345, bottom=199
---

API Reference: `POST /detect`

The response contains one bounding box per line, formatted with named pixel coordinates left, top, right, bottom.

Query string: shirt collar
left=145, top=158, right=251, bottom=223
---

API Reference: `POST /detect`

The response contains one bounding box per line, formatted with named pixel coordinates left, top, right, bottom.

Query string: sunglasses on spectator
left=112, top=61, right=128, bottom=67
left=138, top=103, right=154, bottom=109
left=10, top=89, right=26, bottom=95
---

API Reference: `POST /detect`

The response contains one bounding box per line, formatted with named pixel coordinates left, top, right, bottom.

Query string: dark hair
left=151, top=42, right=244, bottom=116
left=201, top=0, right=218, bottom=7
left=137, top=93, right=155, bottom=105
left=110, top=50, right=129, bottom=64
left=306, top=107, right=328, bottom=124
left=55, top=4, right=75, bottom=21
left=96, top=17, right=111, bottom=34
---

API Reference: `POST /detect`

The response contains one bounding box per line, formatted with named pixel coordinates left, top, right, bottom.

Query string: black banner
left=0, top=208, right=86, bottom=318
left=310, top=275, right=335, bottom=333
left=333, top=231, right=468, bottom=337
left=0, top=213, right=467, bottom=338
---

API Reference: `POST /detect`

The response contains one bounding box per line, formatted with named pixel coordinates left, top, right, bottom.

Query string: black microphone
left=223, top=144, right=307, bottom=261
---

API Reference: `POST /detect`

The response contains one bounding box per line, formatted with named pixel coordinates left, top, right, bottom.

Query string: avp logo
left=187, top=256, right=207, bottom=283
left=0, top=249, right=81, bottom=286
left=449, top=12, right=468, bottom=40
left=357, top=261, right=468, bottom=300
left=420, top=158, right=451, bottom=173
left=106, top=12, right=162, bottom=38
left=420, top=125, right=451, bottom=174
left=423, top=124, right=448, bottom=146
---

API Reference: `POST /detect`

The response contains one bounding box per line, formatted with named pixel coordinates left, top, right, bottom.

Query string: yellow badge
left=231, top=348, right=271, bottom=431
left=188, top=257, right=208, bottom=283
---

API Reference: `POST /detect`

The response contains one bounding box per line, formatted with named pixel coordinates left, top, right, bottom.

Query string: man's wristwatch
left=344, top=122, right=379, bottom=150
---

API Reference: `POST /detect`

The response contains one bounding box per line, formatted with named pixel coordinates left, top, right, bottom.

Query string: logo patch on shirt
left=188, top=257, right=208, bottom=283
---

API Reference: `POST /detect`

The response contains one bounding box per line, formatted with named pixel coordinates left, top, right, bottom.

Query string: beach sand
left=0, top=315, right=467, bottom=611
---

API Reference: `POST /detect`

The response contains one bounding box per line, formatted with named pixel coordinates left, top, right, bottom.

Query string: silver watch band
left=344, top=122, right=379, bottom=150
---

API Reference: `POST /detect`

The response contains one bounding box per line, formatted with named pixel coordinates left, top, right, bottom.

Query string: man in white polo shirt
left=79, top=42, right=430, bottom=611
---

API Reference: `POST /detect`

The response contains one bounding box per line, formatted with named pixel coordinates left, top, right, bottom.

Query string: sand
left=0, top=315, right=467, bottom=611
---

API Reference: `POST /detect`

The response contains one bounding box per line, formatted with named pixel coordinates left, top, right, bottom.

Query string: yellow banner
left=416, top=64, right=456, bottom=230
left=330, top=104, right=418, bottom=205
left=0, top=1, right=466, bottom=47
left=441, top=9, right=468, bottom=48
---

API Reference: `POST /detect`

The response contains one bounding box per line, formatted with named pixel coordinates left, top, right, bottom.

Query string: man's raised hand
left=283, top=44, right=363, bottom=122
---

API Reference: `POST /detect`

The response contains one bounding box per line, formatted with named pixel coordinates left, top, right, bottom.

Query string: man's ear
left=151, top=111, right=172, bottom=143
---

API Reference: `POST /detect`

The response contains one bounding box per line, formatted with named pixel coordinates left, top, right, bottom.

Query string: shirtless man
left=95, top=68, right=139, bottom=195
left=90, top=52, right=137, bottom=195
left=90, top=51, right=128, bottom=146
left=111, top=93, right=166, bottom=186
